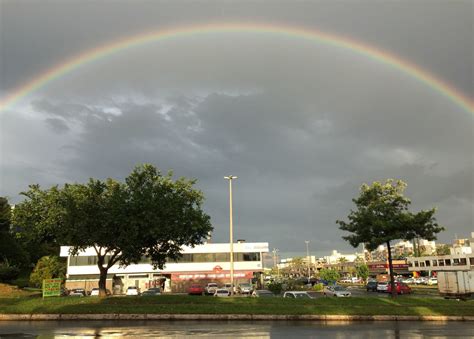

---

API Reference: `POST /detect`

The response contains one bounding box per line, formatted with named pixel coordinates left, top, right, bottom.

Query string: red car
left=187, top=284, right=204, bottom=295
left=387, top=282, right=411, bottom=295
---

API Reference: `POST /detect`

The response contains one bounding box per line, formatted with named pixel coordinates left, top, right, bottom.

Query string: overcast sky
left=0, top=0, right=472, bottom=257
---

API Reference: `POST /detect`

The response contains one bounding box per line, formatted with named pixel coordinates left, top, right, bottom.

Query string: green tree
left=337, top=179, right=444, bottom=297
left=0, top=197, right=28, bottom=267
left=29, top=256, right=66, bottom=287
left=356, top=264, right=369, bottom=283
left=319, top=268, right=340, bottom=283
left=13, top=164, right=213, bottom=296
left=436, top=244, right=451, bottom=256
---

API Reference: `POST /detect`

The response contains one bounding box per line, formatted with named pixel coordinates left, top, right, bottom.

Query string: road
left=0, top=320, right=472, bottom=338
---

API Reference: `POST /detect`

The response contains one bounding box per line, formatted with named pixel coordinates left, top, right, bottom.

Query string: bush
left=312, top=283, right=323, bottom=291
left=29, top=256, right=66, bottom=288
left=266, top=281, right=283, bottom=295
left=0, top=266, right=20, bottom=282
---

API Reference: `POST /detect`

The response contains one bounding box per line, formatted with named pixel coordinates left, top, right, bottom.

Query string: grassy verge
left=0, top=295, right=472, bottom=316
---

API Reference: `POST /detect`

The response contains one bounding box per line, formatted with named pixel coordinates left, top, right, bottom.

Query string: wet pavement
left=0, top=320, right=473, bottom=338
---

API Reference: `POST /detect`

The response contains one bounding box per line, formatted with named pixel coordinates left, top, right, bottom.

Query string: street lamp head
left=224, top=175, right=238, bottom=180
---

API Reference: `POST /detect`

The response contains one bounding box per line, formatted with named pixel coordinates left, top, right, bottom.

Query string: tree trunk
left=387, top=241, right=397, bottom=298
left=97, top=255, right=108, bottom=297
left=98, top=267, right=108, bottom=297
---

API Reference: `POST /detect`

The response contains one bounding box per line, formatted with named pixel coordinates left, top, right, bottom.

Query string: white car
left=237, top=283, right=254, bottom=295
left=376, top=281, right=389, bottom=292
left=323, top=285, right=351, bottom=297
left=214, top=289, right=231, bottom=297
left=205, top=283, right=219, bottom=295
left=427, top=278, right=438, bottom=285
left=283, top=291, right=314, bottom=299
left=126, top=286, right=140, bottom=296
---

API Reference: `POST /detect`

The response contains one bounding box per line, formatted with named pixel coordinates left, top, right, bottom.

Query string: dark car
left=141, top=287, right=161, bottom=296
left=366, top=281, right=378, bottom=292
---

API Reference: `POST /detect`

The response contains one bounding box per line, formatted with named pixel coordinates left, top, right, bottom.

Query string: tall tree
left=13, top=164, right=213, bottom=296
left=0, top=197, right=28, bottom=267
left=337, top=179, right=444, bottom=297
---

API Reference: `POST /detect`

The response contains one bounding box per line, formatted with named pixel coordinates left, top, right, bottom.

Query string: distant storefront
left=367, top=260, right=410, bottom=276
left=60, top=242, right=269, bottom=293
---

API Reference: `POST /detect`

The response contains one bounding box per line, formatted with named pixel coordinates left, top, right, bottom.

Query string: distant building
left=323, top=250, right=362, bottom=264
left=61, top=242, right=269, bottom=293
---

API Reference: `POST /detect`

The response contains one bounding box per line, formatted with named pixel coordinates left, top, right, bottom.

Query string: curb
left=0, top=314, right=473, bottom=321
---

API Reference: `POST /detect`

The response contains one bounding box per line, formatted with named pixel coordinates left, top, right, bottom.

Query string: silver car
left=283, top=291, right=314, bottom=299
left=323, top=285, right=351, bottom=297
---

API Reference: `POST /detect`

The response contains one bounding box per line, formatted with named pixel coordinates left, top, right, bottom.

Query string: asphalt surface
left=0, top=320, right=473, bottom=338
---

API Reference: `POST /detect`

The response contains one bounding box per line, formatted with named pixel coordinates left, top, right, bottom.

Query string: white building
left=60, top=242, right=269, bottom=293
left=323, top=250, right=362, bottom=264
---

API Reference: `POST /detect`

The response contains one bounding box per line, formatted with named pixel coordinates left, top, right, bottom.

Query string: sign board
left=42, top=278, right=62, bottom=298
left=172, top=271, right=254, bottom=281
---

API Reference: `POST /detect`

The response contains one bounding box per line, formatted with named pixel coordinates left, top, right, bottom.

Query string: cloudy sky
left=0, top=1, right=472, bottom=257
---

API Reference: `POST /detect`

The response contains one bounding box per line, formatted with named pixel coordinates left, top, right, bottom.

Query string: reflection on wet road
left=1, top=320, right=473, bottom=338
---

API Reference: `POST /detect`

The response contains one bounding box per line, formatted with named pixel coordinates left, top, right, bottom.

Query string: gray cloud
left=0, top=0, right=472, bottom=256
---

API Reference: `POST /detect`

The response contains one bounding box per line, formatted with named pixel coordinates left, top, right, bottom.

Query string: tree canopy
left=337, top=179, right=444, bottom=296
left=13, top=164, right=213, bottom=296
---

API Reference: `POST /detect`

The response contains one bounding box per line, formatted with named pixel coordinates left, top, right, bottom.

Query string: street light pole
left=305, top=240, right=310, bottom=283
left=224, top=175, right=237, bottom=296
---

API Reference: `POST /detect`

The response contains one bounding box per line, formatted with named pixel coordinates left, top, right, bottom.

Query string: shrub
left=29, top=256, right=66, bottom=288
left=266, top=281, right=283, bottom=295
left=312, top=283, right=323, bottom=291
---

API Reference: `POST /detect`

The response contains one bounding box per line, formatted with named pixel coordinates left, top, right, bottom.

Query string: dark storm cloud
left=1, top=1, right=472, bottom=255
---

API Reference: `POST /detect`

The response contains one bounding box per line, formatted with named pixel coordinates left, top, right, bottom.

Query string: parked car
left=126, top=286, right=140, bottom=296
left=141, top=287, right=161, bottom=296
left=69, top=288, right=87, bottom=297
left=252, top=290, right=275, bottom=298
left=427, top=277, right=438, bottom=286
left=387, top=282, right=411, bottom=295
left=402, top=278, right=415, bottom=284
left=323, top=285, right=351, bottom=297
left=188, top=284, right=205, bottom=295
left=340, top=277, right=352, bottom=283
left=223, top=283, right=237, bottom=293
left=366, top=281, right=378, bottom=292
left=90, top=288, right=111, bottom=296
left=415, top=277, right=428, bottom=285
left=283, top=291, right=314, bottom=299
left=214, top=288, right=231, bottom=297
left=376, top=281, right=389, bottom=293
left=237, top=283, right=253, bottom=295
left=204, top=283, right=219, bottom=295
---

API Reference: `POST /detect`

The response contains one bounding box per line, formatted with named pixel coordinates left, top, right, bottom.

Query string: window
left=460, top=258, right=467, bottom=265
left=420, top=262, right=425, bottom=267
left=444, top=259, right=451, bottom=266
left=425, top=260, right=430, bottom=267
left=438, top=260, right=445, bottom=266
left=215, top=253, right=229, bottom=262
left=414, top=261, right=419, bottom=267
left=432, top=260, right=438, bottom=266
left=453, top=259, right=460, bottom=266
left=470, top=257, right=474, bottom=265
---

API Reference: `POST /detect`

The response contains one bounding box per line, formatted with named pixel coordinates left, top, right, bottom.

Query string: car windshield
left=294, top=293, right=310, bottom=298
left=208, top=283, right=218, bottom=287
left=240, top=284, right=251, bottom=287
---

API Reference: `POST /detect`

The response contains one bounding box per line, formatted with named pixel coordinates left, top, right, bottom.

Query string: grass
left=0, top=295, right=473, bottom=316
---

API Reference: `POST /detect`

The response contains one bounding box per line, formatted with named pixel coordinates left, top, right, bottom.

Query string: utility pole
left=224, top=175, right=237, bottom=296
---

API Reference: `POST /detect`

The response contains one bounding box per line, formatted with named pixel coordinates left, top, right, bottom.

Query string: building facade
left=60, top=242, right=269, bottom=293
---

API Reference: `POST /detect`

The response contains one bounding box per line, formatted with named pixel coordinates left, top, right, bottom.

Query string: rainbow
left=0, top=22, right=472, bottom=113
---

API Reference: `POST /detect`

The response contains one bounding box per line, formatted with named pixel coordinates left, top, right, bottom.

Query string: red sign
left=172, top=271, right=253, bottom=281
